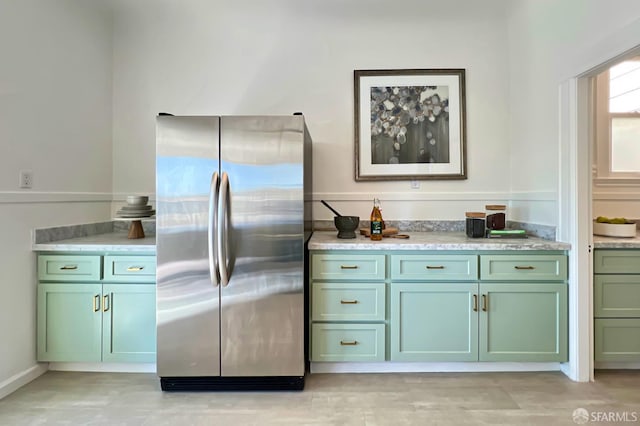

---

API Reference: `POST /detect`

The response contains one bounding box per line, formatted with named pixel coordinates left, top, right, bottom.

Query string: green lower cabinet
left=102, top=284, right=156, bottom=363
left=37, top=283, right=156, bottom=363
left=310, top=250, right=569, bottom=366
left=595, top=318, right=640, bottom=362
left=390, top=282, right=568, bottom=362
left=391, top=283, right=478, bottom=361
left=594, top=250, right=640, bottom=363
left=37, top=283, right=103, bottom=362
left=479, top=283, right=567, bottom=362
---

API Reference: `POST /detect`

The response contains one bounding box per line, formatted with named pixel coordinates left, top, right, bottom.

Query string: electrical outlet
left=19, top=170, right=33, bottom=189
left=410, top=180, right=420, bottom=189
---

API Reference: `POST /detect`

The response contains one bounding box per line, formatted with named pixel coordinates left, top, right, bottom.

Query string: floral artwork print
left=369, top=85, right=450, bottom=164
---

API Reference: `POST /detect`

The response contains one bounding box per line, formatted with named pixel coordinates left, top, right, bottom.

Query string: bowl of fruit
left=593, top=216, right=637, bottom=238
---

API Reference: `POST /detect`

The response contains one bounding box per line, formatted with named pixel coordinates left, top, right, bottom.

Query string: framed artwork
left=354, top=69, right=467, bottom=181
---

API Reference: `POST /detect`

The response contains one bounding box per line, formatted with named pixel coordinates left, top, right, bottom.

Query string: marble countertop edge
left=308, top=231, right=571, bottom=251
left=32, top=230, right=578, bottom=252
left=32, top=233, right=156, bottom=253
left=593, top=232, right=640, bottom=248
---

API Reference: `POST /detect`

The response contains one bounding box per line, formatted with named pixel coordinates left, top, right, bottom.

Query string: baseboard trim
left=0, top=364, right=48, bottom=400
left=48, top=363, right=156, bottom=373
left=594, top=362, right=640, bottom=370
left=309, top=362, right=563, bottom=374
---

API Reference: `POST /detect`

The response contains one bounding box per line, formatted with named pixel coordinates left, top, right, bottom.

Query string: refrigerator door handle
left=208, top=171, right=220, bottom=286
left=217, top=172, right=230, bottom=287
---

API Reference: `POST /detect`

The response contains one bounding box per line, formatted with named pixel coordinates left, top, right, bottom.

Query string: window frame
left=593, top=68, right=640, bottom=185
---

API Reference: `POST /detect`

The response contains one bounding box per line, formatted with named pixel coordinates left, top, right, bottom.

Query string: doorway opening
left=561, top=43, right=640, bottom=383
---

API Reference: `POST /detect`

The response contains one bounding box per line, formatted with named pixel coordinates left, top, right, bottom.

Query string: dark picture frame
left=354, top=69, right=467, bottom=181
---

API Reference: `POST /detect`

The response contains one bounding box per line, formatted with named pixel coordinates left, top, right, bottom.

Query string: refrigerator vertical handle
left=208, top=172, right=220, bottom=286
left=217, top=172, right=230, bottom=287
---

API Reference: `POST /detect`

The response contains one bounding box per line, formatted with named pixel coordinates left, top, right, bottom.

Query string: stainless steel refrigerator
left=155, top=115, right=312, bottom=390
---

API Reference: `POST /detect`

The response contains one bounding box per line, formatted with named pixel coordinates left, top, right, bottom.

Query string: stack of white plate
left=116, top=196, right=156, bottom=218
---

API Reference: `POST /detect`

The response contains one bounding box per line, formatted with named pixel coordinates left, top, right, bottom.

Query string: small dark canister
left=465, top=212, right=486, bottom=238
left=485, top=204, right=506, bottom=230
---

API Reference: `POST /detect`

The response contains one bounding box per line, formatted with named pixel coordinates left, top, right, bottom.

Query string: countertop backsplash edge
left=313, top=220, right=556, bottom=240
left=33, top=220, right=156, bottom=244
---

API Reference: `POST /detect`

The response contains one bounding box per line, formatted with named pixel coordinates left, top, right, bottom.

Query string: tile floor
left=0, top=370, right=638, bottom=425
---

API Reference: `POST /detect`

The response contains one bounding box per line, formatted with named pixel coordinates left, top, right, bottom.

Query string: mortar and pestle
left=321, top=200, right=359, bottom=239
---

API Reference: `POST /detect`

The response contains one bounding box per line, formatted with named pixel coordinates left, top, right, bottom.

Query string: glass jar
left=485, top=205, right=506, bottom=230
left=465, top=212, right=486, bottom=238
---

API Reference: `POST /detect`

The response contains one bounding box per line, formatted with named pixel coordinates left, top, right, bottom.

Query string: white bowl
left=593, top=220, right=637, bottom=238
left=126, top=195, right=149, bottom=206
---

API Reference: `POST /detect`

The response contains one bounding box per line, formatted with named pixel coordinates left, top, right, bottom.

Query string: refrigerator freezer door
left=219, top=116, right=305, bottom=377
left=156, top=116, right=221, bottom=377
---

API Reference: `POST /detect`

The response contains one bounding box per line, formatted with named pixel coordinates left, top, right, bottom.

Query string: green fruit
left=595, top=216, right=632, bottom=224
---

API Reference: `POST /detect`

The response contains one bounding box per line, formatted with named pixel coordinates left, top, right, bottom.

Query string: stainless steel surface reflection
left=156, top=116, right=221, bottom=377
left=156, top=115, right=310, bottom=382
left=220, top=116, right=304, bottom=376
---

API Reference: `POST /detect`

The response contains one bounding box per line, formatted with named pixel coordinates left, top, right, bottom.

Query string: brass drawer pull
left=340, top=265, right=359, bottom=270
left=340, top=300, right=358, bottom=304
left=93, top=294, right=100, bottom=312
left=514, top=265, right=535, bottom=270
left=340, top=340, right=358, bottom=346
left=127, top=266, right=144, bottom=272
left=426, top=265, right=445, bottom=270
left=60, top=265, right=78, bottom=270
left=103, top=294, right=110, bottom=312
left=472, top=294, right=478, bottom=312
left=482, top=294, right=488, bottom=312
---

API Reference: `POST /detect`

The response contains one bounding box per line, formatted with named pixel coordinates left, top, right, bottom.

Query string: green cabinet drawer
left=312, top=254, right=385, bottom=281
left=480, top=255, right=567, bottom=281
left=311, top=323, right=385, bottom=362
left=38, top=255, right=101, bottom=282
left=594, top=250, right=640, bottom=274
left=312, top=282, right=385, bottom=321
left=594, top=275, right=640, bottom=318
left=595, top=318, right=640, bottom=362
left=391, top=254, right=478, bottom=281
left=104, top=255, right=156, bottom=283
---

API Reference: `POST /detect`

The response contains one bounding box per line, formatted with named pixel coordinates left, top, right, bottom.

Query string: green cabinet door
left=479, top=283, right=567, bottom=362
left=102, top=284, right=156, bottom=363
left=37, top=283, right=102, bottom=362
left=391, top=283, right=478, bottom=361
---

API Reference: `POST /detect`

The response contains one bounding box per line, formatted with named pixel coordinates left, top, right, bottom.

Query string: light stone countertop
left=593, top=232, right=640, bottom=248
left=308, top=231, right=570, bottom=251
left=32, top=229, right=575, bottom=253
left=33, top=233, right=156, bottom=253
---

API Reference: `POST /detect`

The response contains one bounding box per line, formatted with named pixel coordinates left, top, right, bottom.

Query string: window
left=609, top=60, right=640, bottom=173
left=594, top=58, right=640, bottom=182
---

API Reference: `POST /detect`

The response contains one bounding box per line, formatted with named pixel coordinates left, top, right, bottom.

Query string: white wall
left=111, top=0, right=513, bottom=221
left=507, top=0, right=640, bottom=226
left=0, top=0, right=113, bottom=395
